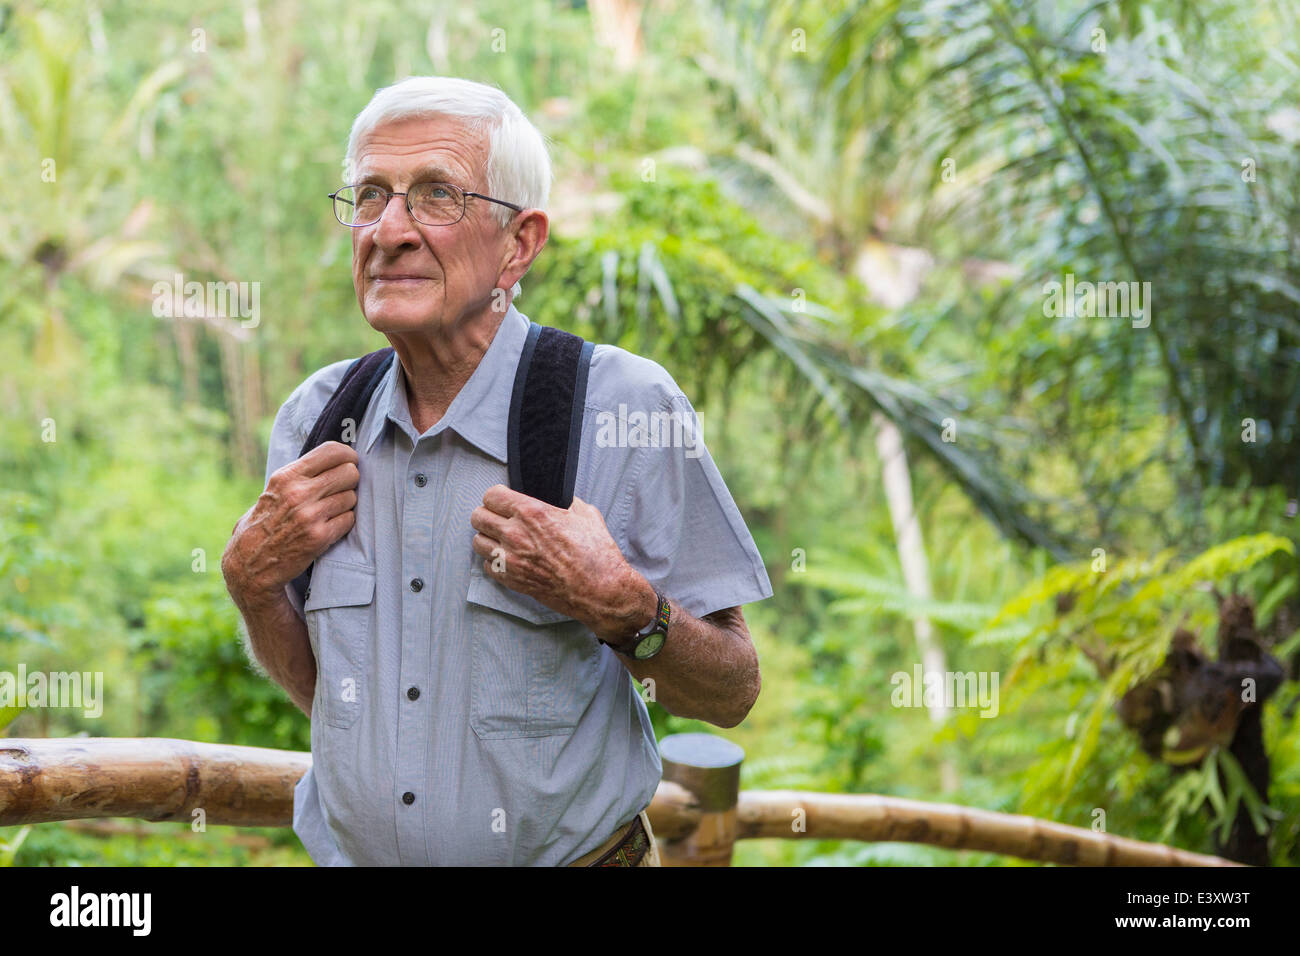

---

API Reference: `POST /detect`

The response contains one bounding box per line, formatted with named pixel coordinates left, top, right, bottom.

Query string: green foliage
left=13, top=822, right=307, bottom=867
left=836, top=0, right=1300, bottom=520
left=0, top=826, right=31, bottom=867
left=2, top=0, right=1297, bottom=867
left=136, top=575, right=309, bottom=751
left=962, top=533, right=1299, bottom=861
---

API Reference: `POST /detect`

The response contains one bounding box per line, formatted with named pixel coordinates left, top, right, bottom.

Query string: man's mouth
left=372, top=274, right=432, bottom=283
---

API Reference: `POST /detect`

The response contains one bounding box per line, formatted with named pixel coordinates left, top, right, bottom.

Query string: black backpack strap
left=297, top=348, right=396, bottom=457
left=290, top=347, right=395, bottom=607
left=507, top=322, right=594, bottom=508
left=288, top=325, right=591, bottom=611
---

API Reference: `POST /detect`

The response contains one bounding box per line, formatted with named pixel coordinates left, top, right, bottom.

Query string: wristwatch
left=603, top=591, right=670, bottom=660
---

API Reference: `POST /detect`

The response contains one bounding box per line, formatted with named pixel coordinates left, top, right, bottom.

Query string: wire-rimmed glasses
left=329, top=181, right=524, bottom=227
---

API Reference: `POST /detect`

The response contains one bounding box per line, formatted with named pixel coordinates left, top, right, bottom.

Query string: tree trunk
left=588, top=0, right=644, bottom=70
left=873, top=411, right=957, bottom=792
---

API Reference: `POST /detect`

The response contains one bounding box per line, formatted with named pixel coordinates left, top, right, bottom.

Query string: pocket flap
left=305, top=559, right=376, bottom=611
left=467, top=571, right=574, bottom=626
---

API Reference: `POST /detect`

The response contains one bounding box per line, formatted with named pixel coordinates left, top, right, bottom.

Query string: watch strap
left=602, top=590, right=669, bottom=656
left=639, top=591, right=671, bottom=637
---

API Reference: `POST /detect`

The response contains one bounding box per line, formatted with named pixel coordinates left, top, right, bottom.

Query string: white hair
left=344, top=77, right=551, bottom=300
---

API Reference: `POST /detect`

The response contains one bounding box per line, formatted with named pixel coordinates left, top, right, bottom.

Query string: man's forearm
left=232, top=587, right=318, bottom=717
left=608, top=574, right=760, bottom=728
left=219, top=441, right=360, bottom=717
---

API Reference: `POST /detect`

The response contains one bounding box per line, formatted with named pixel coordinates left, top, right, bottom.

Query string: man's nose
left=372, top=192, right=422, bottom=252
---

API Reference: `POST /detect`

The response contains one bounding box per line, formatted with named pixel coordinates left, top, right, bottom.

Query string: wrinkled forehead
left=352, top=114, right=489, bottom=188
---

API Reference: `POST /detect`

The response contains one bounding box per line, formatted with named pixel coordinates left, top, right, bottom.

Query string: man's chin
left=362, top=302, right=442, bottom=335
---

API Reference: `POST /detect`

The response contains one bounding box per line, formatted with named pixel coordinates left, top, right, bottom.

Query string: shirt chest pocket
left=304, top=559, right=376, bottom=731
left=466, top=571, right=601, bottom=739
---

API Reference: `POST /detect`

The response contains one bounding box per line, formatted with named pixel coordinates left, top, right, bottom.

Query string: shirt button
left=304, top=587, right=311, bottom=601
left=407, top=686, right=420, bottom=701
left=414, top=473, right=427, bottom=487
left=402, top=791, right=415, bottom=805
left=410, top=578, right=424, bottom=592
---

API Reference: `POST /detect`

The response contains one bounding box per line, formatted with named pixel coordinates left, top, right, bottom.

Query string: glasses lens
left=334, top=185, right=390, bottom=225
left=408, top=182, right=464, bottom=225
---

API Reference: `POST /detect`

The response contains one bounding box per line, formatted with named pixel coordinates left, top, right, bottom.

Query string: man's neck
left=387, top=307, right=507, bottom=435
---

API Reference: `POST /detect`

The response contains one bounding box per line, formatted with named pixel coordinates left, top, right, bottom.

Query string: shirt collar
left=361, top=303, right=530, bottom=462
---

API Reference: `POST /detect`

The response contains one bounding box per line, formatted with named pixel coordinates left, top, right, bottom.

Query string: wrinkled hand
left=470, top=485, right=655, bottom=642
left=221, top=441, right=360, bottom=611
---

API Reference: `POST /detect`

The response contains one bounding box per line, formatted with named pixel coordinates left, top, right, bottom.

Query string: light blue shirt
left=263, top=303, right=772, bottom=865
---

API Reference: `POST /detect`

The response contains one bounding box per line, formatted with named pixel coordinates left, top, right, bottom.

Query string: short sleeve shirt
left=264, top=302, right=772, bottom=865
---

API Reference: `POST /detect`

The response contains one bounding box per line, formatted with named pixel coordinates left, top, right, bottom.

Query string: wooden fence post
left=656, top=733, right=743, bottom=867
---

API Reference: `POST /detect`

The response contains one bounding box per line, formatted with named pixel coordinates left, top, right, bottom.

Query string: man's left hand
left=470, top=485, right=655, bottom=643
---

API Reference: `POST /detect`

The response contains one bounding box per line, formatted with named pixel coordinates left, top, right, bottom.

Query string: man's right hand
left=221, top=441, right=361, bottom=611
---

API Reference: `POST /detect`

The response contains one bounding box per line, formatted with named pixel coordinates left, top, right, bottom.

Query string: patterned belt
left=586, top=813, right=651, bottom=867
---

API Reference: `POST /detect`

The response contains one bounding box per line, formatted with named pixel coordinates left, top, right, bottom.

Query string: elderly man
left=221, top=76, right=772, bottom=866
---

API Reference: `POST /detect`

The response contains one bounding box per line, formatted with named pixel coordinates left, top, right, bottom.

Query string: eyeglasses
left=328, top=181, right=524, bottom=227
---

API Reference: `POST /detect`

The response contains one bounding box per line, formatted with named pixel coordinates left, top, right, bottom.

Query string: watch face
left=634, top=631, right=666, bottom=660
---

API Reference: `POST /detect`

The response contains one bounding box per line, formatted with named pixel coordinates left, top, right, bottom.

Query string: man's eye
left=358, top=186, right=386, bottom=203
left=429, top=186, right=450, bottom=199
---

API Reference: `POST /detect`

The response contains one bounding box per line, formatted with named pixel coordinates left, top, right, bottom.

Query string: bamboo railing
left=0, top=733, right=1239, bottom=866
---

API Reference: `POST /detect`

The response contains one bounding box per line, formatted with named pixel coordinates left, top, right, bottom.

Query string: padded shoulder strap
left=290, top=347, right=395, bottom=607
left=507, top=323, right=594, bottom=509
left=298, top=347, right=396, bottom=457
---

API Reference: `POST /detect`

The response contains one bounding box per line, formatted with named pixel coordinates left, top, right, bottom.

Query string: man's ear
left=498, top=208, right=549, bottom=293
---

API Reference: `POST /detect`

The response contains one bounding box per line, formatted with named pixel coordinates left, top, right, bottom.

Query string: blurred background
left=1, top=0, right=1298, bottom=865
